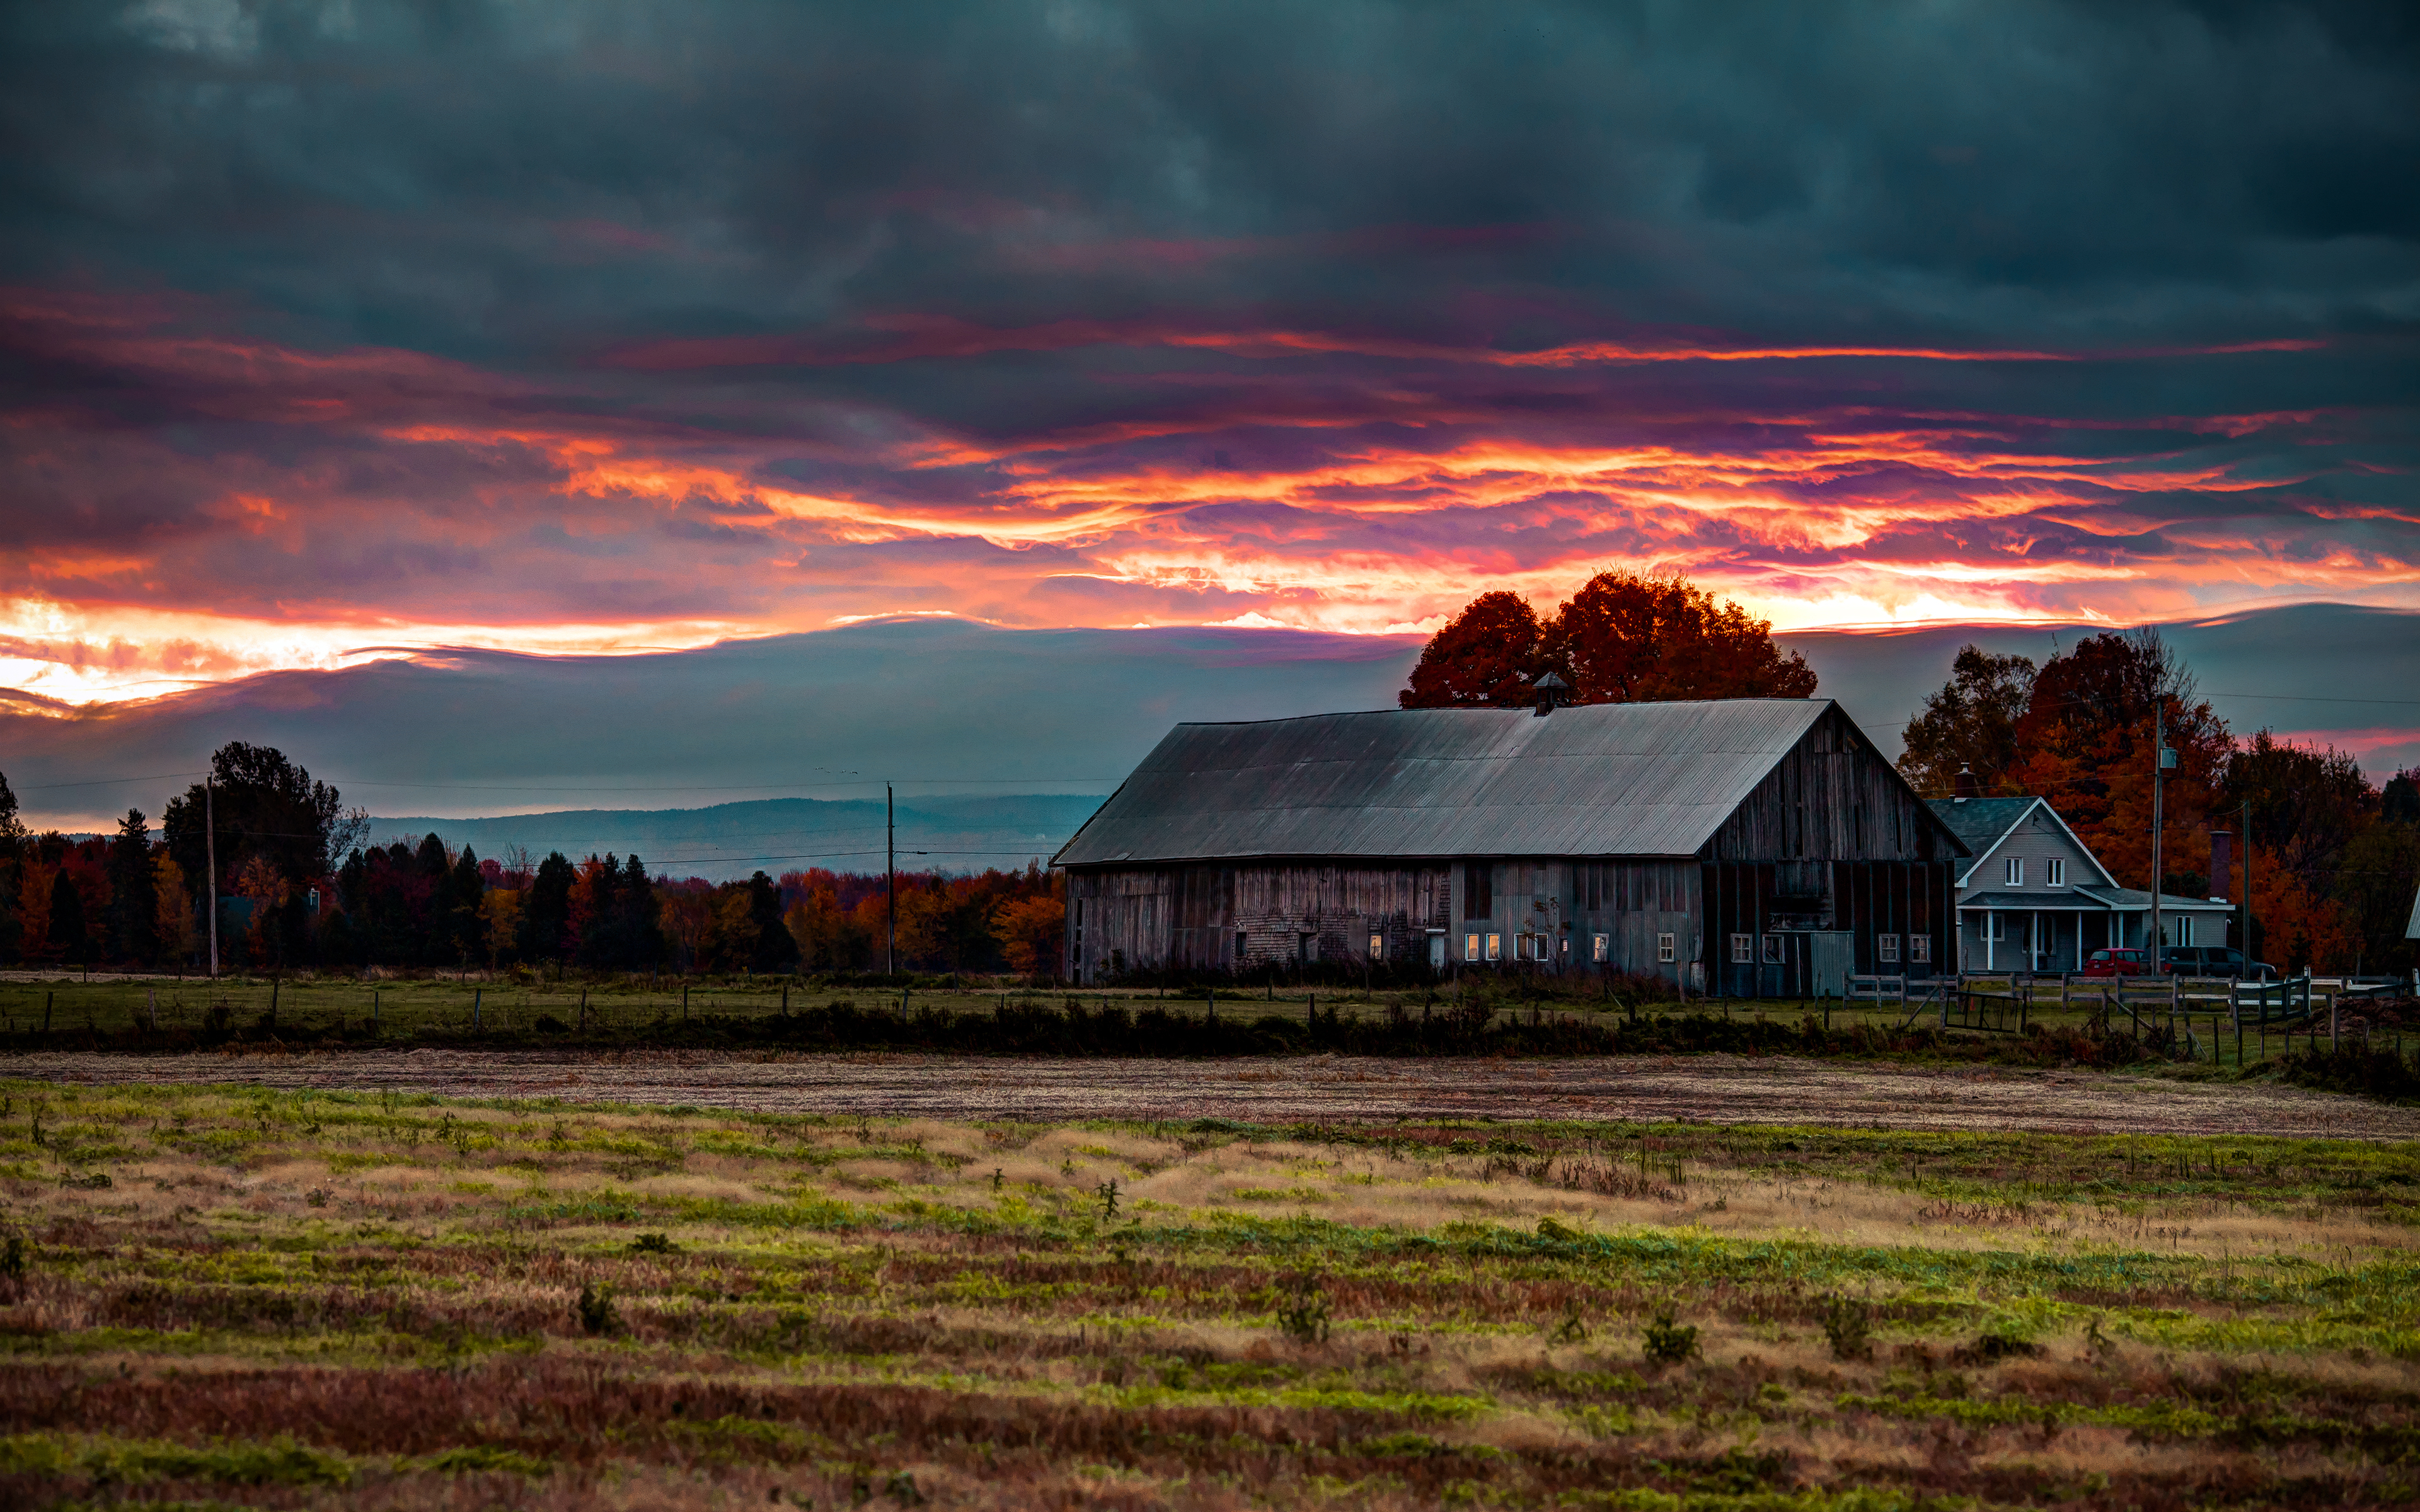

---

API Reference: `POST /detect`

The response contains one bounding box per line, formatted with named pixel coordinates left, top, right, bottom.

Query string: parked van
left=2159, top=946, right=2276, bottom=978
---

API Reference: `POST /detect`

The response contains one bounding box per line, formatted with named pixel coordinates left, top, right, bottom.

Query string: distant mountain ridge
left=366, top=794, right=1106, bottom=881
left=7, top=606, right=2414, bottom=836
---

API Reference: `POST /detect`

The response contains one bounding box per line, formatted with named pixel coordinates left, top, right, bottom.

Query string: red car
left=2083, top=947, right=2152, bottom=976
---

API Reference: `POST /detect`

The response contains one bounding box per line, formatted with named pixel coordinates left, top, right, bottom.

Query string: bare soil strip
left=5, top=1050, right=2414, bottom=1137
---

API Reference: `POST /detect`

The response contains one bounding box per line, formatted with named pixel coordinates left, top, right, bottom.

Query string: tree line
left=0, top=743, right=1066, bottom=976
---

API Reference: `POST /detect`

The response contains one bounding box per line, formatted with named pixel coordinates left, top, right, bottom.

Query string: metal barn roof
left=1055, top=699, right=1841, bottom=866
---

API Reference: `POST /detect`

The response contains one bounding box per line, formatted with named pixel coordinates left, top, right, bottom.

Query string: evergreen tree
left=745, top=871, right=798, bottom=971
left=577, top=854, right=623, bottom=967
left=522, top=852, right=577, bottom=963
left=449, top=846, right=484, bottom=963
left=416, top=834, right=452, bottom=964
left=107, top=809, right=159, bottom=965
left=48, top=869, right=88, bottom=966
left=619, top=854, right=660, bottom=968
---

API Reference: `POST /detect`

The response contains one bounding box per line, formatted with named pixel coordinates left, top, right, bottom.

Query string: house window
left=1730, top=933, right=1753, bottom=964
left=1592, top=933, right=1608, bottom=962
left=1486, top=932, right=1502, bottom=961
left=2005, top=857, right=2025, bottom=886
left=1879, top=933, right=1900, bottom=963
left=2178, top=917, right=2193, bottom=947
left=1761, top=935, right=1783, bottom=965
left=2046, top=859, right=2066, bottom=888
left=1908, top=934, right=1931, bottom=964
left=1465, top=932, right=1481, bottom=961
left=1657, top=933, right=1676, bottom=963
left=1368, top=932, right=1384, bottom=961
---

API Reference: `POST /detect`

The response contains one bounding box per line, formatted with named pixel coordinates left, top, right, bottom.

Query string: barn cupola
left=1531, top=672, right=1570, bottom=717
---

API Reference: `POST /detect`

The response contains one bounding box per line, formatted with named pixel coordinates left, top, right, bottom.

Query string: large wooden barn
left=1053, top=699, right=1971, bottom=997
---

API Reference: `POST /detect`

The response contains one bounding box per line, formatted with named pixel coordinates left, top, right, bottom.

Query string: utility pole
left=2238, top=798, right=2252, bottom=969
left=205, top=776, right=218, bottom=980
left=2150, top=701, right=2169, bottom=971
left=885, top=782, right=896, bottom=975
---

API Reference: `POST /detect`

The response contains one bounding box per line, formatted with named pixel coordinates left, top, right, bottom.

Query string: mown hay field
left=4, top=1081, right=2420, bottom=1509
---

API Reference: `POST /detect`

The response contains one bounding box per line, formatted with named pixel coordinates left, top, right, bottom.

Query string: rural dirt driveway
left=5, top=1050, right=2416, bottom=1138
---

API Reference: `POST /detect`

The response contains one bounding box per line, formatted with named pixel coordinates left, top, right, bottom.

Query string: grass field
left=6, top=1081, right=2420, bottom=1508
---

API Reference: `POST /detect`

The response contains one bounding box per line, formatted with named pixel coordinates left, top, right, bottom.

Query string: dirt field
left=7, top=1048, right=2414, bottom=1137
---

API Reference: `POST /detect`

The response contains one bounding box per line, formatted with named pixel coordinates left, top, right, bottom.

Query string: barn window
left=1486, top=932, right=1501, bottom=961
left=1463, top=862, right=1492, bottom=919
left=1879, top=933, right=1900, bottom=963
left=1760, top=934, right=1782, bottom=965
left=1592, top=933, right=1609, bottom=963
left=1298, top=933, right=1318, bottom=963
left=1729, top=933, right=1753, bottom=964
left=1465, top=932, right=1480, bottom=961
left=1368, top=932, right=1383, bottom=961
left=1908, top=934, right=1931, bottom=964
left=1234, top=930, right=1248, bottom=961
left=1657, top=933, right=1675, bottom=963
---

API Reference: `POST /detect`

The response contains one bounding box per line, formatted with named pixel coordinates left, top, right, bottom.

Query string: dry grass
left=1, top=1080, right=2418, bottom=1509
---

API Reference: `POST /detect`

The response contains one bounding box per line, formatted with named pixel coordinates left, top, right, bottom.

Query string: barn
left=1052, top=698, right=1971, bottom=997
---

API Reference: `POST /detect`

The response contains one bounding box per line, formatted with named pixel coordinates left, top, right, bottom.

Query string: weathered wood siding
left=1067, top=864, right=1449, bottom=980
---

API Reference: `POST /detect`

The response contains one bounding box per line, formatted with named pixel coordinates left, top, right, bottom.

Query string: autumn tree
left=1543, top=571, right=1816, bottom=703
left=1398, top=592, right=1542, bottom=707
left=2225, top=733, right=2376, bottom=900
left=1400, top=573, right=1814, bottom=709
left=153, top=854, right=196, bottom=964
left=990, top=891, right=1066, bottom=978
left=1896, top=647, right=2036, bottom=797
left=2006, top=629, right=2229, bottom=895
left=106, top=809, right=158, bottom=965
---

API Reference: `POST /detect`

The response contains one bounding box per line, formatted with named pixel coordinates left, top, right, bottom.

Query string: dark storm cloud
left=0, top=0, right=2412, bottom=704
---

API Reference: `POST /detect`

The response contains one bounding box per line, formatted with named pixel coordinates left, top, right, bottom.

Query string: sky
left=0, top=0, right=2412, bottom=711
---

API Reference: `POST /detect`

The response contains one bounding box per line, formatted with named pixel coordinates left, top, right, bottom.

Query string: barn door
left=1811, top=931, right=1854, bottom=999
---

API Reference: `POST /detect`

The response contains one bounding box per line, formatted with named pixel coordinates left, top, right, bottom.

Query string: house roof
left=1927, top=796, right=2038, bottom=855
left=1956, top=890, right=2110, bottom=911
left=2075, top=886, right=2237, bottom=914
left=1056, top=699, right=1956, bottom=867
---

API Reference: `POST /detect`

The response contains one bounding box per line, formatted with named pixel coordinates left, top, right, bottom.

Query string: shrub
left=1642, top=1309, right=1700, bottom=1363
left=575, top=1282, right=618, bottom=1336
left=1276, top=1277, right=1332, bottom=1344
left=1819, top=1296, right=1872, bottom=1360
left=629, top=1232, right=678, bottom=1254
left=534, top=1014, right=570, bottom=1033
